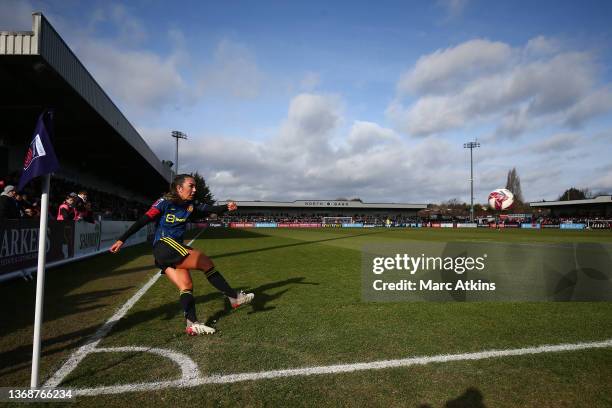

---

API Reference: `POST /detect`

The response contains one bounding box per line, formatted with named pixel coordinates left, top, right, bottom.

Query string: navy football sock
left=179, top=289, right=197, bottom=323
left=204, top=268, right=238, bottom=298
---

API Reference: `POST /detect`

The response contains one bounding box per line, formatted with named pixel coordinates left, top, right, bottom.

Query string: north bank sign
left=301, top=201, right=352, bottom=207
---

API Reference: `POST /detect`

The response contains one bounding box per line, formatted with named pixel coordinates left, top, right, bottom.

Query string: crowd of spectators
left=0, top=182, right=40, bottom=220
left=219, top=214, right=446, bottom=225
left=0, top=174, right=148, bottom=223
left=538, top=216, right=610, bottom=225
left=216, top=213, right=609, bottom=226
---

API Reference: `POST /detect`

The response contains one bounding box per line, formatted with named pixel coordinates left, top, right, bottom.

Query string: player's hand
left=227, top=201, right=238, bottom=211
left=110, top=240, right=124, bottom=253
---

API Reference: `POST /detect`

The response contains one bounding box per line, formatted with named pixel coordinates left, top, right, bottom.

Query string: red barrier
left=229, top=223, right=255, bottom=228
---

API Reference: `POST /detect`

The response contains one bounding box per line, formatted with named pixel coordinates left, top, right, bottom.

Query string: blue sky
left=2, top=0, right=612, bottom=203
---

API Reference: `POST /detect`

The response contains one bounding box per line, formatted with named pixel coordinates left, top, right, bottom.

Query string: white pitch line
left=73, top=338, right=612, bottom=396
left=44, top=230, right=205, bottom=388
left=92, top=347, right=201, bottom=380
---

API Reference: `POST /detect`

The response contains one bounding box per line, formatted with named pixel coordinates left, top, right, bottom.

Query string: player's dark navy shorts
left=153, top=237, right=193, bottom=272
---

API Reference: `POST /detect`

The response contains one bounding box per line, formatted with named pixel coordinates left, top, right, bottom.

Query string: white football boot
left=185, top=322, right=216, bottom=336
left=229, top=291, right=255, bottom=309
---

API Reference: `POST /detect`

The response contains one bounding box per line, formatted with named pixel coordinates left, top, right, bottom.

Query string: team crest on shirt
left=187, top=204, right=194, bottom=212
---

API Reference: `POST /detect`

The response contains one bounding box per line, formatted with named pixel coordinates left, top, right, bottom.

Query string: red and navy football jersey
left=145, top=198, right=196, bottom=245
left=144, top=198, right=227, bottom=245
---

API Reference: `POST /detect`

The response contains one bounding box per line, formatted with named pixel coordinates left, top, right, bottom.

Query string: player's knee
left=179, top=275, right=193, bottom=291
left=197, top=255, right=214, bottom=272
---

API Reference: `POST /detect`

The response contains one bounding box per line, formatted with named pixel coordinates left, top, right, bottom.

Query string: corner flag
left=22, top=110, right=59, bottom=388
left=17, top=110, right=59, bottom=192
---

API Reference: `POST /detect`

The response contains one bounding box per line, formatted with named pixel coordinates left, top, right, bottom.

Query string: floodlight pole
left=463, top=141, right=480, bottom=222
left=171, top=130, right=188, bottom=177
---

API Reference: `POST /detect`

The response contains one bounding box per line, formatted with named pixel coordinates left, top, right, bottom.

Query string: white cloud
left=524, top=36, right=560, bottom=57
left=40, top=5, right=196, bottom=120
left=398, top=39, right=512, bottom=95
left=76, top=41, right=188, bottom=116
left=564, top=86, right=612, bottom=127
left=138, top=93, right=475, bottom=202
left=275, top=93, right=343, bottom=159
left=43, top=7, right=264, bottom=120
left=138, top=90, right=609, bottom=203
left=346, top=121, right=399, bottom=153
left=7, top=5, right=606, bottom=204
left=390, top=37, right=612, bottom=138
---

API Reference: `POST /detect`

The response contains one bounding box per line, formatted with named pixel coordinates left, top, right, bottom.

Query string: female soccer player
left=109, top=174, right=254, bottom=336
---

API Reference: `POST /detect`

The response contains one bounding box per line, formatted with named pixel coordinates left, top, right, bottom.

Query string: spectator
left=14, top=192, right=30, bottom=218
left=75, top=190, right=94, bottom=222
left=0, top=185, right=20, bottom=221
left=31, top=200, right=41, bottom=217
left=57, top=193, right=77, bottom=221
left=20, top=193, right=33, bottom=211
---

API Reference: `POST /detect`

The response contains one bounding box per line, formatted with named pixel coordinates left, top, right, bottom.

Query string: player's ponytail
left=163, top=174, right=193, bottom=203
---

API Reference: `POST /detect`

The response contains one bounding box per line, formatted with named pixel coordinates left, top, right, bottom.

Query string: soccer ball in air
left=488, top=188, right=514, bottom=210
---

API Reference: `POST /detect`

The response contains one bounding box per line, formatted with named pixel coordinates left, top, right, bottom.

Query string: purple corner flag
left=17, top=110, right=60, bottom=191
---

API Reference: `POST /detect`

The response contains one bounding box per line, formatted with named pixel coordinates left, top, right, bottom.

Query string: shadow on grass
left=206, top=277, right=320, bottom=323
left=212, top=230, right=385, bottom=260
left=48, top=230, right=368, bottom=384
left=0, top=228, right=210, bottom=335
left=104, top=276, right=319, bottom=329
left=419, top=387, right=487, bottom=408
left=60, top=277, right=318, bottom=384
left=0, top=229, right=365, bottom=385
left=0, top=324, right=100, bottom=380
left=0, top=244, right=156, bottom=334
left=0, top=285, right=136, bottom=381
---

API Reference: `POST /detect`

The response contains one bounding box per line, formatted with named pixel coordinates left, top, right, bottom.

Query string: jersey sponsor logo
left=165, top=214, right=187, bottom=223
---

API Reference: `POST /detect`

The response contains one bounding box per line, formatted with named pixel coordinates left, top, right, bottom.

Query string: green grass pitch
left=1, top=227, right=611, bottom=407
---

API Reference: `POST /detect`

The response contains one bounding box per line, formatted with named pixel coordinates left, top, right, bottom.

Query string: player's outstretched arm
left=195, top=201, right=237, bottom=216
left=109, top=214, right=153, bottom=253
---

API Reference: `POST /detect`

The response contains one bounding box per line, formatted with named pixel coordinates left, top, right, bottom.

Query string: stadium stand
left=1, top=13, right=171, bottom=205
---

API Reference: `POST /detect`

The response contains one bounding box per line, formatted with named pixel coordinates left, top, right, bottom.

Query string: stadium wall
left=0, top=219, right=155, bottom=283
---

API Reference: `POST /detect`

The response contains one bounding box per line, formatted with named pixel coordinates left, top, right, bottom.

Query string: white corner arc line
left=92, top=347, right=201, bottom=380
left=44, top=229, right=206, bottom=388
left=73, top=338, right=612, bottom=396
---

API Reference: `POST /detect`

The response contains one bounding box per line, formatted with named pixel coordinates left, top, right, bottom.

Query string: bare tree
left=505, top=168, right=524, bottom=203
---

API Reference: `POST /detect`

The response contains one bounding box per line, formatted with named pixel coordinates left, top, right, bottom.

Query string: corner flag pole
left=18, top=109, right=59, bottom=388
left=30, top=173, right=51, bottom=388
